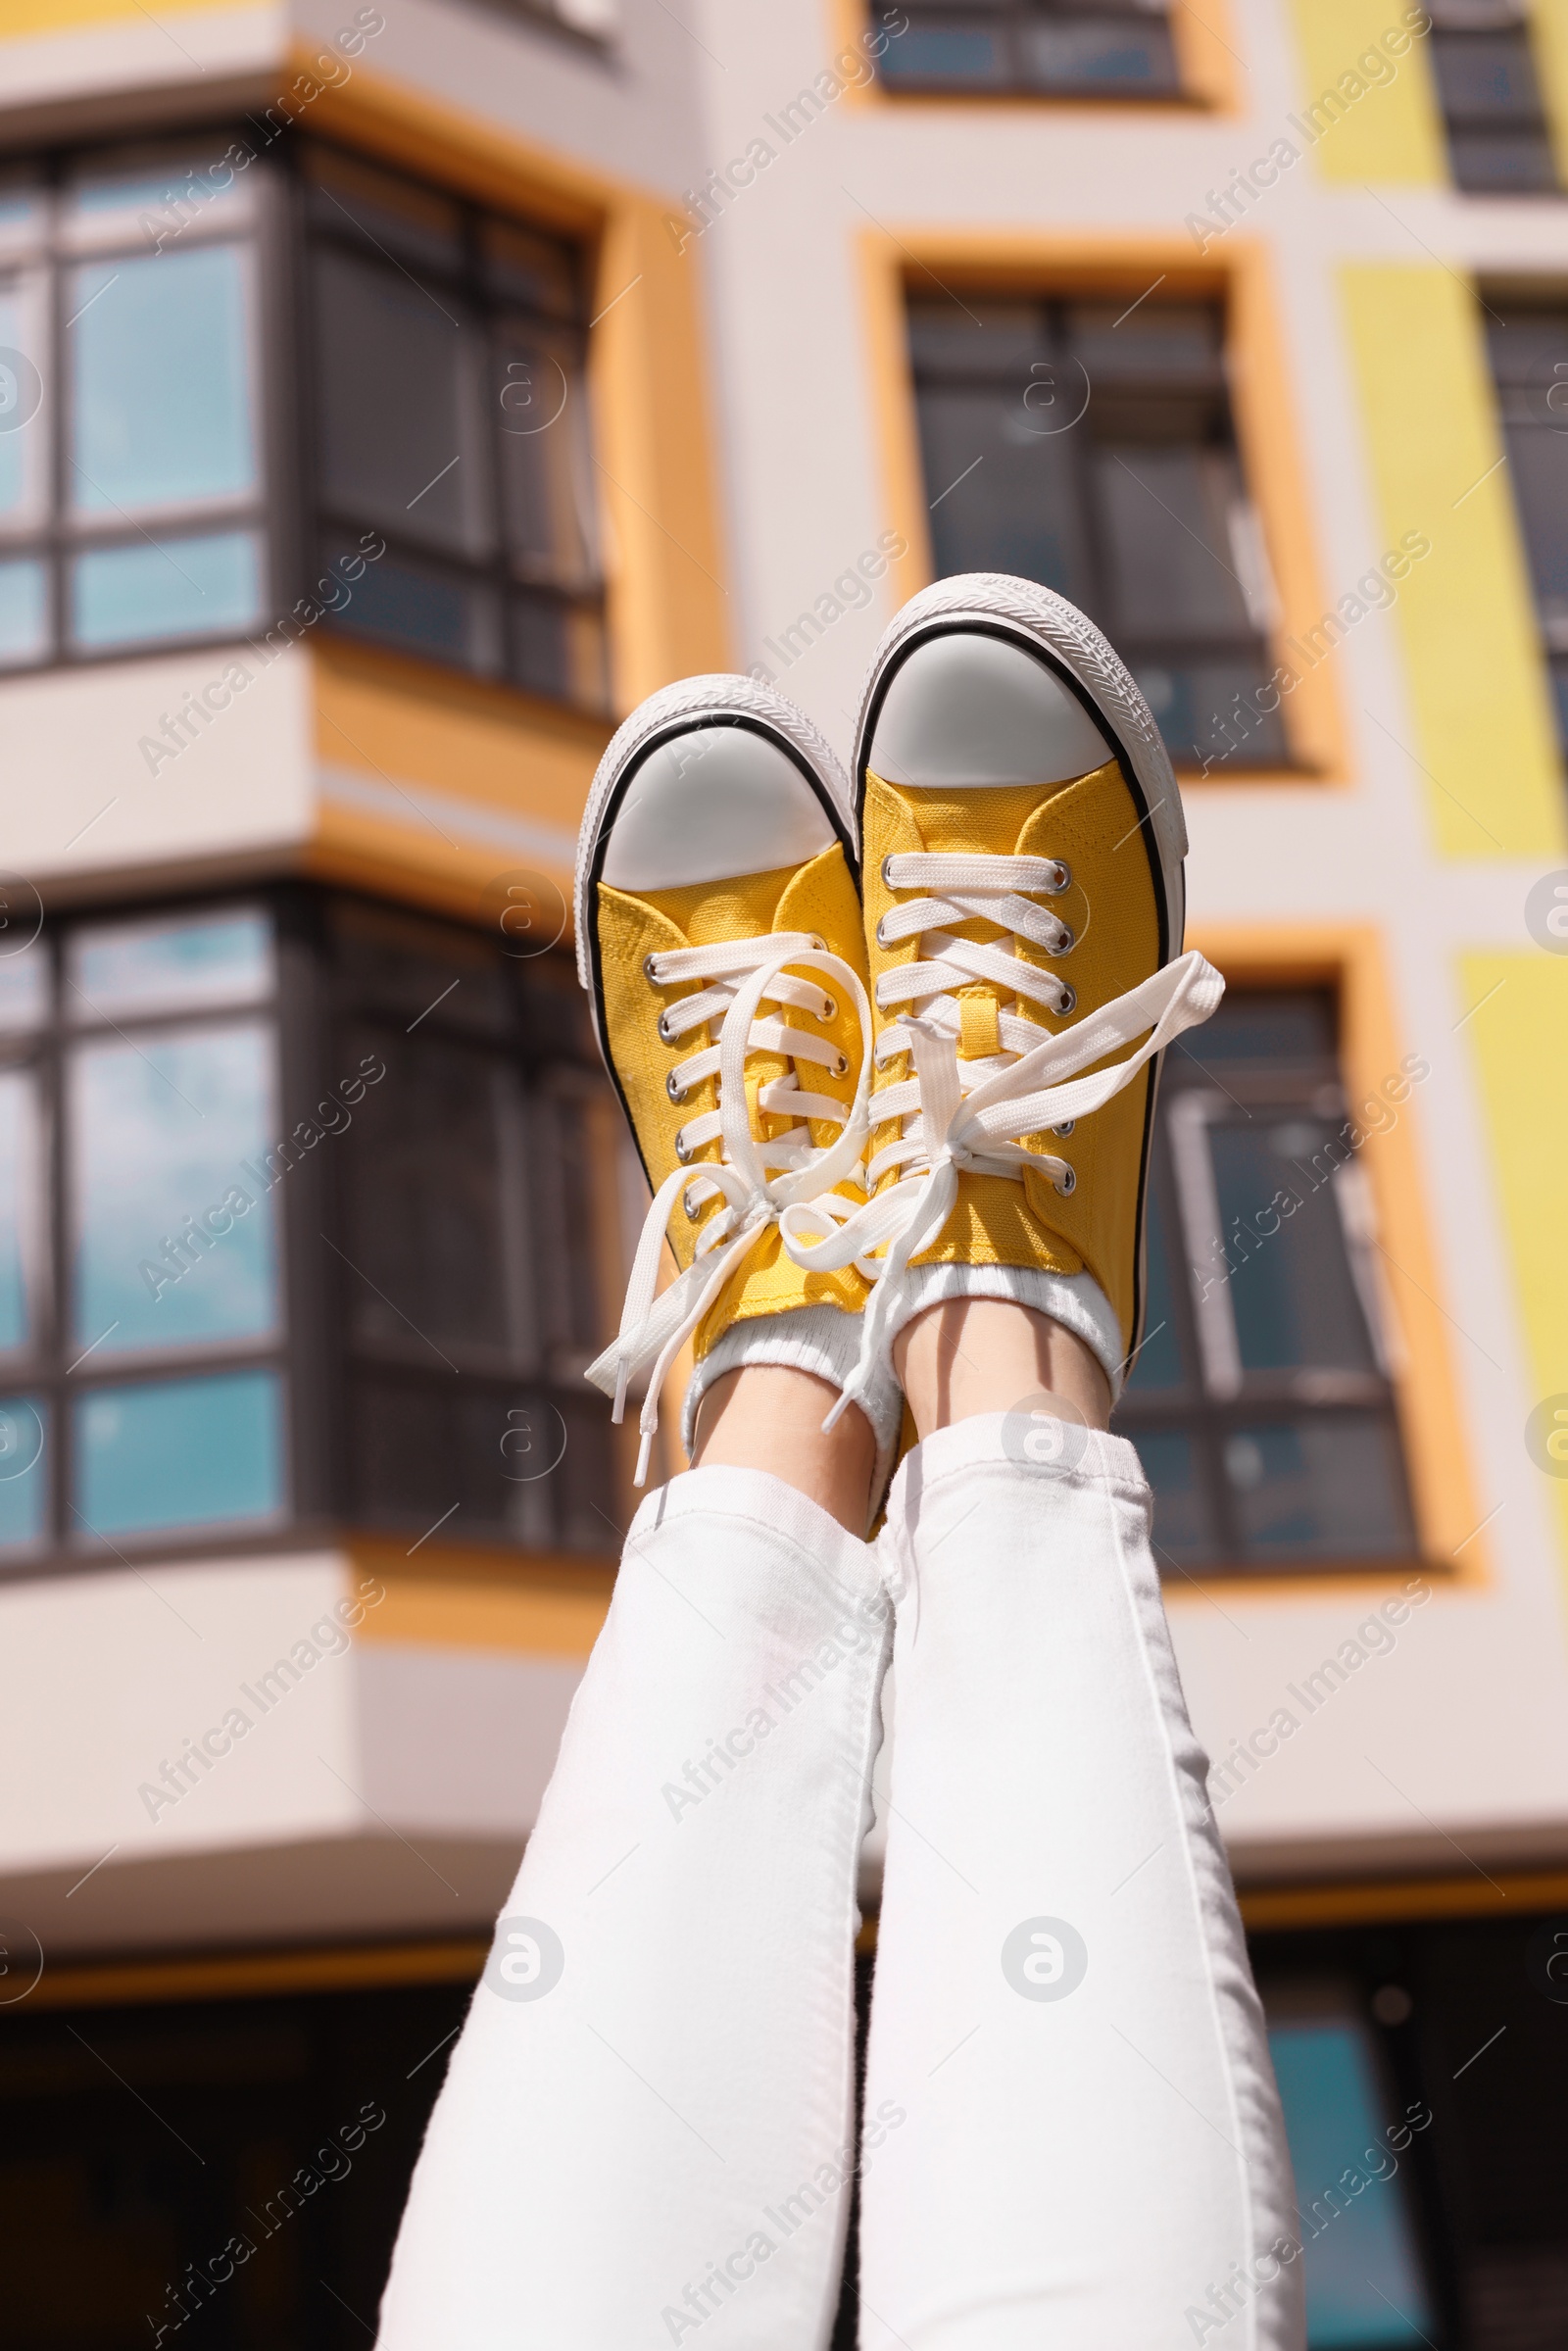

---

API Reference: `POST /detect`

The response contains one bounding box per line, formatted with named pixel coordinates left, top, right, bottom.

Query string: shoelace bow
left=778, top=850, right=1224, bottom=1425
left=587, top=932, right=872, bottom=1484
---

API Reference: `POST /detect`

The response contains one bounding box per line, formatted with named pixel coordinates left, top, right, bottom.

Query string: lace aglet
left=634, top=1429, right=654, bottom=1487
left=612, top=1363, right=630, bottom=1426
left=821, top=1388, right=851, bottom=1435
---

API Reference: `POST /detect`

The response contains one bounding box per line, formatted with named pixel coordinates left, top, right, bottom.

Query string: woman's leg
left=376, top=1372, right=885, bottom=2350
left=856, top=1301, right=1303, bottom=2350
left=691, top=1361, right=877, bottom=1535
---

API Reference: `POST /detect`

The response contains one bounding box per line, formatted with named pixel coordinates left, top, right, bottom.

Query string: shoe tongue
left=902, top=782, right=1055, bottom=857
left=631, top=861, right=804, bottom=947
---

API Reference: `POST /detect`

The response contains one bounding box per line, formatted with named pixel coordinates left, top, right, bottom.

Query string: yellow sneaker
left=780, top=575, right=1223, bottom=1417
left=575, top=676, right=876, bottom=1483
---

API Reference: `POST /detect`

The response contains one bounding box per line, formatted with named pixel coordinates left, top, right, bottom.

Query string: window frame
left=0, top=883, right=624, bottom=1579
left=869, top=0, right=1186, bottom=102
left=319, top=890, right=624, bottom=1556
left=905, top=284, right=1288, bottom=772
left=1112, top=996, right=1423, bottom=1577
left=0, top=142, right=281, bottom=676
left=291, top=139, right=609, bottom=711
left=1481, top=288, right=1568, bottom=750
left=1429, top=5, right=1560, bottom=195
left=0, top=128, right=609, bottom=711
left=0, top=896, right=295, bottom=1570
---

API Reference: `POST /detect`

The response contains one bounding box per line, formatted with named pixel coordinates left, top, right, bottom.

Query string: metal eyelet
left=819, top=994, right=837, bottom=1021
left=830, top=1050, right=850, bottom=1078
left=674, top=1132, right=694, bottom=1164
left=682, top=1186, right=702, bottom=1220
left=642, top=953, right=661, bottom=981
left=665, top=1069, right=686, bottom=1102
left=875, top=913, right=894, bottom=948
left=881, top=855, right=896, bottom=887
left=1053, top=1118, right=1075, bottom=1139
left=657, top=1010, right=677, bottom=1044
left=1055, top=1164, right=1077, bottom=1197
left=1056, top=924, right=1076, bottom=955
left=1056, top=983, right=1077, bottom=1016
left=1049, top=860, right=1071, bottom=893
left=808, top=934, right=827, bottom=952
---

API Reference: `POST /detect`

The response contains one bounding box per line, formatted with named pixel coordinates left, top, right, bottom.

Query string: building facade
left=1, top=0, right=1567, bottom=2342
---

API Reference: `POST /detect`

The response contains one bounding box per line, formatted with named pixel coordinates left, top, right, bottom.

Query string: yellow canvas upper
left=861, top=757, right=1162, bottom=1355
left=595, top=843, right=870, bottom=1357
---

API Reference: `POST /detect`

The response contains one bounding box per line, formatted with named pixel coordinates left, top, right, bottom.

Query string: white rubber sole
left=573, top=672, right=857, bottom=1070
left=853, top=572, right=1187, bottom=960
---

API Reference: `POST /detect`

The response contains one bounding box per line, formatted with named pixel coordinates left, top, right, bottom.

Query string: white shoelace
left=778, top=852, right=1224, bottom=1424
left=587, top=932, right=872, bottom=1484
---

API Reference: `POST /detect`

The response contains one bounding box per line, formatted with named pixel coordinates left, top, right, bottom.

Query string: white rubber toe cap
left=600, top=724, right=838, bottom=890
left=868, top=631, right=1113, bottom=788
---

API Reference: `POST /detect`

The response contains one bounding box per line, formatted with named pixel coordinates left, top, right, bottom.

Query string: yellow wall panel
left=0, top=0, right=235, bottom=31
left=1532, top=0, right=1568, bottom=184
left=1461, top=953, right=1568, bottom=1583
left=1343, top=266, right=1566, bottom=858
left=1285, top=0, right=1446, bottom=184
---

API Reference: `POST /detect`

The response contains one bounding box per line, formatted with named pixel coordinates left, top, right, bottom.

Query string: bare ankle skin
left=894, top=1298, right=1111, bottom=1443
left=690, top=1364, right=876, bottom=1534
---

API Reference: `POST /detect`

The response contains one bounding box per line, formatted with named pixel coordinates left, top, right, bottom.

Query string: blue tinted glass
left=1434, top=30, right=1542, bottom=119
left=1133, top=1428, right=1212, bottom=1564
left=0, top=559, right=47, bottom=665
left=1269, top=2021, right=1436, bottom=2346
left=920, top=384, right=1093, bottom=605
left=71, top=907, right=271, bottom=1018
left=0, top=938, right=48, bottom=1032
left=1210, top=1120, right=1377, bottom=1376
left=0, top=1070, right=40, bottom=1351
left=1137, top=658, right=1289, bottom=766
left=0, top=1396, right=47, bottom=1550
left=882, top=25, right=1004, bottom=83
left=1227, top=1418, right=1411, bottom=1560
left=71, top=528, right=261, bottom=650
left=1170, top=995, right=1335, bottom=1064
left=70, top=244, right=256, bottom=511
left=0, top=281, right=39, bottom=522
left=1553, top=661, right=1568, bottom=754
left=70, top=1021, right=279, bottom=1352
left=1024, top=21, right=1175, bottom=87
left=75, top=1369, right=283, bottom=1536
left=1125, top=1188, right=1183, bottom=1391
left=0, top=187, right=42, bottom=233
left=330, top=549, right=500, bottom=669
left=75, top=165, right=219, bottom=214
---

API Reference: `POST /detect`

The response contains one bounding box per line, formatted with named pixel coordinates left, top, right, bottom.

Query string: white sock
left=879, top=1262, right=1128, bottom=1401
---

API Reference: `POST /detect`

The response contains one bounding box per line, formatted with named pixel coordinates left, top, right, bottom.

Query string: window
left=0, top=150, right=269, bottom=666
left=1111, top=990, right=1419, bottom=1573
left=328, top=900, right=621, bottom=1554
left=0, top=905, right=285, bottom=1553
left=1253, top=1912, right=1568, bottom=2351
left=302, top=147, right=606, bottom=707
left=1484, top=299, right=1568, bottom=747
left=0, top=136, right=606, bottom=709
left=907, top=295, right=1285, bottom=767
left=1264, top=1994, right=1441, bottom=2346
left=872, top=0, right=1180, bottom=96
left=1430, top=0, right=1558, bottom=193
left=0, top=891, right=619, bottom=1567
left=0, top=1981, right=473, bottom=2351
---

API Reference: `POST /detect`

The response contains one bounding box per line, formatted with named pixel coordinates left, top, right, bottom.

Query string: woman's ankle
left=690, top=1364, right=876, bottom=1534
left=894, top=1298, right=1111, bottom=1442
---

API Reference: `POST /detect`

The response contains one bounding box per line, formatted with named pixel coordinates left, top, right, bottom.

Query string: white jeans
left=376, top=1421, right=1303, bottom=2351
